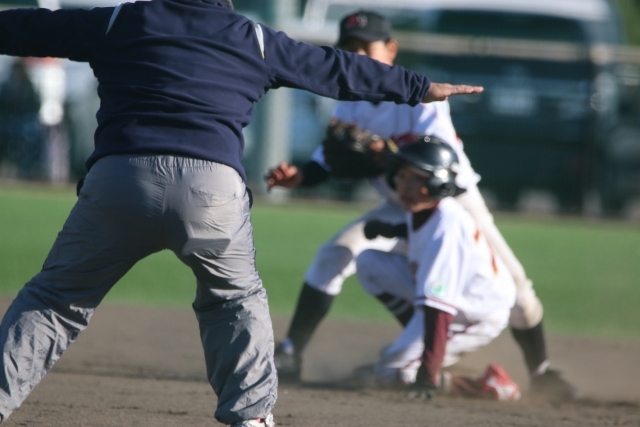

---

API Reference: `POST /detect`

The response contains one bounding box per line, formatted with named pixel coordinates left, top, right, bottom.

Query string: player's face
left=340, top=38, right=398, bottom=66
left=394, top=166, right=438, bottom=212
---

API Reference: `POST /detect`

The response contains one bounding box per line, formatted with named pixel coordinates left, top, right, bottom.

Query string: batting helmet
left=386, top=135, right=460, bottom=199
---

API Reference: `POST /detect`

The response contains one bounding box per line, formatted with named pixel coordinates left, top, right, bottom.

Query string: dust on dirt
left=1, top=300, right=639, bottom=426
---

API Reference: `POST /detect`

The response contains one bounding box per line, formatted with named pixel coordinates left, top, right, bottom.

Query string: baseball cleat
left=530, top=368, right=577, bottom=401
left=231, top=414, right=275, bottom=427
left=477, top=363, right=521, bottom=401
left=274, top=342, right=301, bottom=383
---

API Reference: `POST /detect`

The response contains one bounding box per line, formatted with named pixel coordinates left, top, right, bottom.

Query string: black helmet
left=386, top=135, right=460, bottom=200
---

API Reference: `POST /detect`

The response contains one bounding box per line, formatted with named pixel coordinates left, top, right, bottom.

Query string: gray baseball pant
left=0, top=155, right=277, bottom=424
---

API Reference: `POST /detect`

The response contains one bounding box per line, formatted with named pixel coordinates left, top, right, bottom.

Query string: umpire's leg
left=0, top=156, right=164, bottom=421
left=164, top=158, right=276, bottom=425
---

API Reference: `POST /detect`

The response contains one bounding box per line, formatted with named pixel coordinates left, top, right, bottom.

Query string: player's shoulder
left=436, top=197, right=465, bottom=217
left=415, top=100, right=451, bottom=118
left=418, top=99, right=451, bottom=111
left=334, top=100, right=395, bottom=123
left=434, top=198, right=473, bottom=229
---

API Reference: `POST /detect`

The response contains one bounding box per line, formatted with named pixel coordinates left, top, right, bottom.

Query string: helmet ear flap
left=425, top=180, right=445, bottom=199
left=424, top=168, right=457, bottom=200
left=442, top=181, right=457, bottom=197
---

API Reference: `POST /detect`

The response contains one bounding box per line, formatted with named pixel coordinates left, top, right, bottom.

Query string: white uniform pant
left=305, top=185, right=542, bottom=329
left=356, top=250, right=509, bottom=386
left=304, top=200, right=406, bottom=295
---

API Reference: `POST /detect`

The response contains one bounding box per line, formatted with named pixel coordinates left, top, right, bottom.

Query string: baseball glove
left=322, top=119, right=397, bottom=179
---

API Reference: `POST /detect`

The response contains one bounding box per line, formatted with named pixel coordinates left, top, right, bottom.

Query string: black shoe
left=274, top=343, right=301, bottom=383
left=530, top=369, right=577, bottom=401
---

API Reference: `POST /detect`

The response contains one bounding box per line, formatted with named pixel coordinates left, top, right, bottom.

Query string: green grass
left=0, top=185, right=639, bottom=340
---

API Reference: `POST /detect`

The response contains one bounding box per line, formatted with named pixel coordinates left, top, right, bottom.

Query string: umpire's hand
left=423, top=83, right=483, bottom=103
left=265, top=161, right=303, bottom=191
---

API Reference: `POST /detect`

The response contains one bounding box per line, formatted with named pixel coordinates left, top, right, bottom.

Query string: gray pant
left=0, top=155, right=277, bottom=424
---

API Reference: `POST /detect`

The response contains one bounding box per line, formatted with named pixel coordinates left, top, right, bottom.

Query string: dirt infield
left=1, top=300, right=639, bottom=426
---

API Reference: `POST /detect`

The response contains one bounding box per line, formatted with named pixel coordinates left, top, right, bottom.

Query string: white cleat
left=231, top=414, right=275, bottom=427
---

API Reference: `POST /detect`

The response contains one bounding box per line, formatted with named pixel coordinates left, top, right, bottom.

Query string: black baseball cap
left=337, top=10, right=393, bottom=48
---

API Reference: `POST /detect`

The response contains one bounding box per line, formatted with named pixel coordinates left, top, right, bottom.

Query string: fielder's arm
left=265, top=160, right=329, bottom=191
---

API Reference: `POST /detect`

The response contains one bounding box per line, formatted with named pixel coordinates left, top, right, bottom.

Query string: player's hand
left=368, top=138, right=386, bottom=152
left=264, top=161, right=303, bottom=191
left=405, top=380, right=437, bottom=400
left=363, top=220, right=408, bottom=240
left=363, top=220, right=386, bottom=240
left=422, top=82, right=483, bottom=103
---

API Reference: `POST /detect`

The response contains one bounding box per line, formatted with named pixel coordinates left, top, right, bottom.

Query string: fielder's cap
left=337, top=10, right=393, bottom=47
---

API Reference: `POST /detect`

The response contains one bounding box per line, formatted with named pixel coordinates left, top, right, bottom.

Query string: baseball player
left=266, top=10, right=573, bottom=399
left=356, top=135, right=520, bottom=401
left=0, top=1, right=482, bottom=425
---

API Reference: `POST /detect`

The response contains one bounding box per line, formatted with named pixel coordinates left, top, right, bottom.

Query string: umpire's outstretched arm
left=0, top=8, right=481, bottom=105
left=260, top=26, right=481, bottom=104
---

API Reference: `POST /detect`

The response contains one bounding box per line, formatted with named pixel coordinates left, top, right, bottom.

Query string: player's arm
left=265, top=160, right=329, bottom=191
left=409, top=222, right=462, bottom=396
left=260, top=26, right=481, bottom=105
left=0, top=7, right=112, bottom=61
left=363, top=221, right=408, bottom=240
left=265, top=144, right=331, bottom=191
left=417, top=305, right=454, bottom=387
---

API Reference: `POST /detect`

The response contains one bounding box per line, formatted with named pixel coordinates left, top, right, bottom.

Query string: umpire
left=0, top=1, right=481, bottom=425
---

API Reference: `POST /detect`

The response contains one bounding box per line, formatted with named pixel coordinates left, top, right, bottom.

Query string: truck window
left=435, top=11, right=587, bottom=43
left=324, top=6, right=599, bottom=45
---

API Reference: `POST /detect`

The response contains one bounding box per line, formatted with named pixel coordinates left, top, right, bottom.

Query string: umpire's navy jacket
left=0, top=0, right=431, bottom=180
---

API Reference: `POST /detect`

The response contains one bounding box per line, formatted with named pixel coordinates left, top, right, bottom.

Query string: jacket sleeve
left=260, top=25, right=430, bottom=106
left=0, top=7, right=113, bottom=61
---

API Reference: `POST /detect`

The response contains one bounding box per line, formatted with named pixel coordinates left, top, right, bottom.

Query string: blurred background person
left=0, top=59, right=43, bottom=180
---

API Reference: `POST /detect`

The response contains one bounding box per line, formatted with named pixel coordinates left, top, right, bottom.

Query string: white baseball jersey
left=310, top=100, right=480, bottom=201
left=409, top=198, right=515, bottom=323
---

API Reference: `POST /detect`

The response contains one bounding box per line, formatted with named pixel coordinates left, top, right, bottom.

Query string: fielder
left=0, top=1, right=482, bottom=425
left=357, top=135, right=520, bottom=401
left=266, top=10, right=573, bottom=399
